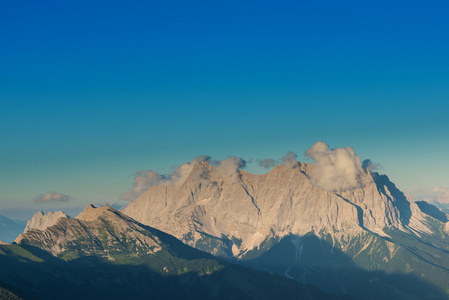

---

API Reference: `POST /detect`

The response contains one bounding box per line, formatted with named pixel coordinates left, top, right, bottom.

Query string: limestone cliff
left=24, top=211, right=69, bottom=233
left=123, top=161, right=432, bottom=258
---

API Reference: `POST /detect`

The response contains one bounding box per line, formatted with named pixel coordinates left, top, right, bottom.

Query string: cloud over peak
left=122, top=142, right=375, bottom=201
left=282, top=151, right=298, bottom=168
left=213, top=156, right=246, bottom=180
left=305, top=141, right=368, bottom=192
left=34, top=192, right=70, bottom=203
left=256, top=151, right=298, bottom=170
left=121, top=155, right=246, bottom=202
left=362, top=159, right=380, bottom=171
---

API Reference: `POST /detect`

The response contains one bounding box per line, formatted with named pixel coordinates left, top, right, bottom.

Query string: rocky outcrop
left=15, top=205, right=162, bottom=257
left=24, top=211, right=69, bottom=233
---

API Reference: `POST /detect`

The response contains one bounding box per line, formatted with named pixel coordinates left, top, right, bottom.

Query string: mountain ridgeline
left=4, top=160, right=449, bottom=299
left=123, top=161, right=449, bottom=299
left=3, top=205, right=335, bottom=300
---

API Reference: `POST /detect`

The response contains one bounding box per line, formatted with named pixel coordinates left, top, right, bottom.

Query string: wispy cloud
left=212, top=156, right=246, bottom=181
left=362, top=159, right=381, bottom=171
left=120, top=170, right=170, bottom=202
left=121, top=155, right=247, bottom=201
left=121, top=155, right=210, bottom=201
left=257, top=158, right=277, bottom=168
left=34, top=192, right=70, bottom=203
left=122, top=142, right=378, bottom=200
left=282, top=151, right=298, bottom=168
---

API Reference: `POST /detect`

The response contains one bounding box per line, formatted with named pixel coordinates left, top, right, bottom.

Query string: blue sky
left=1, top=0, right=448, bottom=211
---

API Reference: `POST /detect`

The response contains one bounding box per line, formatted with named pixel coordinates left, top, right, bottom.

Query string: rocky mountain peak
left=16, top=204, right=163, bottom=257
left=76, top=204, right=115, bottom=221
left=24, top=210, right=69, bottom=233
left=124, top=162, right=432, bottom=259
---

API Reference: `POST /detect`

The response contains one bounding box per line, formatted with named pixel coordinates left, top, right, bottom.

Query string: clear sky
left=1, top=0, right=448, bottom=212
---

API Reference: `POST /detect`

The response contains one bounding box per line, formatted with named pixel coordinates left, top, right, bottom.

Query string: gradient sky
left=1, top=0, right=448, bottom=212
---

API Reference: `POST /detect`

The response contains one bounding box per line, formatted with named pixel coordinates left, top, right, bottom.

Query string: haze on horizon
left=1, top=0, right=448, bottom=213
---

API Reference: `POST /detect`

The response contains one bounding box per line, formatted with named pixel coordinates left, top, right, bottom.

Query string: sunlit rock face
left=24, top=211, right=69, bottom=233
left=124, top=161, right=430, bottom=258
left=16, top=205, right=163, bottom=257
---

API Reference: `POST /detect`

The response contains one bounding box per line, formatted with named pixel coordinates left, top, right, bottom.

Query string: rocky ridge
left=121, top=160, right=449, bottom=298
left=23, top=211, right=69, bottom=233
left=124, top=161, right=431, bottom=258
left=7, top=205, right=337, bottom=300
left=15, top=205, right=163, bottom=258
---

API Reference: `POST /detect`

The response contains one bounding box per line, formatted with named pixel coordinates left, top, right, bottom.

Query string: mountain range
left=123, top=160, right=449, bottom=299
left=1, top=204, right=337, bottom=300
left=2, top=159, right=449, bottom=299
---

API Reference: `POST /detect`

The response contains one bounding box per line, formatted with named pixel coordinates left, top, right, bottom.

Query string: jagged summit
left=3, top=204, right=338, bottom=300
left=120, top=158, right=449, bottom=298
left=15, top=204, right=163, bottom=257
left=124, top=160, right=432, bottom=258
left=77, top=204, right=115, bottom=221
left=0, top=240, right=8, bottom=245
left=24, top=210, right=69, bottom=233
left=10, top=167, right=449, bottom=299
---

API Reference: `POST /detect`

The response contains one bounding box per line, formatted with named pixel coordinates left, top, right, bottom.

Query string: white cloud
left=34, top=192, right=70, bottom=203
left=120, top=170, right=170, bottom=201
left=121, top=155, right=247, bottom=201
left=305, top=141, right=366, bottom=192
left=212, top=156, right=246, bottom=181
left=170, top=155, right=211, bottom=186
left=121, top=155, right=211, bottom=202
